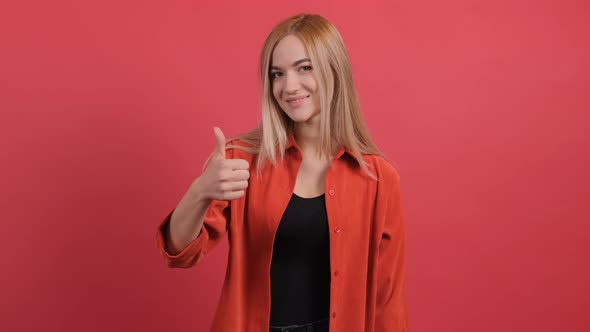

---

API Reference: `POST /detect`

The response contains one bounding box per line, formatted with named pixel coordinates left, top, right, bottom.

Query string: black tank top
left=269, top=192, right=331, bottom=326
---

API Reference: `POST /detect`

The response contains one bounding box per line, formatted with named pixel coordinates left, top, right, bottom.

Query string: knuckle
left=221, top=171, right=232, bottom=181
left=215, top=182, right=225, bottom=193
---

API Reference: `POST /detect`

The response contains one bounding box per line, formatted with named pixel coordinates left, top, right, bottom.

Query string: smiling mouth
left=286, top=95, right=310, bottom=107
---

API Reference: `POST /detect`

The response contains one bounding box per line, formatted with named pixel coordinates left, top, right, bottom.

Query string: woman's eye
left=270, top=72, right=282, bottom=79
left=300, top=65, right=313, bottom=72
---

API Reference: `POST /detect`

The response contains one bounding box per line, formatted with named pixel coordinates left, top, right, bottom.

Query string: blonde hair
left=228, top=13, right=382, bottom=179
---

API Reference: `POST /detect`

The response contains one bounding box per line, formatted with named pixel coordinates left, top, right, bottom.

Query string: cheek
left=305, top=79, right=319, bottom=103
left=306, top=76, right=319, bottom=94
left=272, top=84, right=281, bottom=102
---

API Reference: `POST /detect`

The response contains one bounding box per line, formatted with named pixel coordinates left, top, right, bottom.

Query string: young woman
left=156, top=13, right=409, bottom=332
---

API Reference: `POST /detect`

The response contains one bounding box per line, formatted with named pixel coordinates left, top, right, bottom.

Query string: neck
left=293, top=113, right=323, bottom=159
left=293, top=116, right=337, bottom=161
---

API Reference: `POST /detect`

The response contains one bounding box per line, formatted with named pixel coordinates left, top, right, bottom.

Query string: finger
left=221, top=190, right=245, bottom=201
left=213, top=127, right=226, bottom=158
left=201, top=154, right=213, bottom=172
left=220, top=180, right=248, bottom=192
left=230, top=169, right=250, bottom=181
left=230, top=180, right=249, bottom=191
left=223, top=158, right=250, bottom=170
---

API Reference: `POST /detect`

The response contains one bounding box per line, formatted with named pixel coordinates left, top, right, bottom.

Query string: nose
left=283, top=71, right=301, bottom=94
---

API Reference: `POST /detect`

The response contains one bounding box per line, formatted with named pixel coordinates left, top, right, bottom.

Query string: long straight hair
left=229, top=13, right=382, bottom=179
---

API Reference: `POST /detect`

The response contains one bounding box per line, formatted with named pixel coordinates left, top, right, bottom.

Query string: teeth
left=288, top=96, right=308, bottom=102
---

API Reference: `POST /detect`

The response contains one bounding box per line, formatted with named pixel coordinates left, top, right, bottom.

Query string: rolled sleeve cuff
left=155, top=209, right=208, bottom=268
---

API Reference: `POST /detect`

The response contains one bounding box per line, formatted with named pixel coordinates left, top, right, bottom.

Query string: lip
left=285, top=95, right=310, bottom=108
left=286, top=95, right=310, bottom=102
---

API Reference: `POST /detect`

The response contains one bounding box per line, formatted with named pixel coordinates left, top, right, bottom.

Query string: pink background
left=1, top=0, right=588, bottom=331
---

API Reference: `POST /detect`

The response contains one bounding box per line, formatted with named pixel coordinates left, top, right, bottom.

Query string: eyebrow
left=270, top=58, right=311, bottom=71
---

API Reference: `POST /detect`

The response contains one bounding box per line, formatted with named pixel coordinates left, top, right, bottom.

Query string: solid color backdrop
left=1, top=0, right=588, bottom=331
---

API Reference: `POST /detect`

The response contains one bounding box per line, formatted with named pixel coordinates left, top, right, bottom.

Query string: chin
left=289, top=113, right=314, bottom=123
left=283, top=106, right=320, bottom=124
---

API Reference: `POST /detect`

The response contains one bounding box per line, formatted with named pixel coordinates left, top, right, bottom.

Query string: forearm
left=165, top=178, right=212, bottom=255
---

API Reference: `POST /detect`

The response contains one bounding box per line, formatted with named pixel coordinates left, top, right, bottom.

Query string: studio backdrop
left=1, top=0, right=588, bottom=331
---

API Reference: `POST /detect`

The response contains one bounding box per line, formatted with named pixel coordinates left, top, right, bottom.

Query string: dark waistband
left=269, top=318, right=329, bottom=332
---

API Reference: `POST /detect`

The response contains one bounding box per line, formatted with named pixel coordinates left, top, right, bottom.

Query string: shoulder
left=224, top=138, right=257, bottom=162
left=360, top=154, right=401, bottom=186
left=226, top=138, right=254, bottom=149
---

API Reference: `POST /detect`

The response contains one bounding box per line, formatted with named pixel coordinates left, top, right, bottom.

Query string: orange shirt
left=156, top=133, right=409, bottom=331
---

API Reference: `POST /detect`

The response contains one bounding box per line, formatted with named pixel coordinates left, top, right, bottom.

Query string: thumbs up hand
left=193, top=127, right=250, bottom=201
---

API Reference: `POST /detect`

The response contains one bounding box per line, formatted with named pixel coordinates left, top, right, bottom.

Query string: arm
left=155, top=185, right=229, bottom=269
left=166, top=178, right=215, bottom=255
left=155, top=128, right=248, bottom=268
left=375, top=173, right=409, bottom=331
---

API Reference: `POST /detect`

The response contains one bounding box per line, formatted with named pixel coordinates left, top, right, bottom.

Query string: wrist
left=188, top=177, right=211, bottom=204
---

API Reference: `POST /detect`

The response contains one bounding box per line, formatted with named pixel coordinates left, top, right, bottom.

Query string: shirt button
left=328, top=189, right=335, bottom=196
left=334, top=228, right=342, bottom=234
left=334, top=270, right=339, bottom=277
left=332, top=312, right=337, bottom=319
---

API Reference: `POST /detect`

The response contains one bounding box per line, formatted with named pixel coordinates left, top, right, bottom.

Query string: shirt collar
left=285, top=131, right=355, bottom=162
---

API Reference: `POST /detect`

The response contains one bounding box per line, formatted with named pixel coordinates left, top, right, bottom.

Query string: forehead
left=271, top=35, right=310, bottom=67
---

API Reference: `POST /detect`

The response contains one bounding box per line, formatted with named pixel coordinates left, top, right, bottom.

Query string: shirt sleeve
left=155, top=199, right=230, bottom=268
left=375, top=171, right=409, bottom=331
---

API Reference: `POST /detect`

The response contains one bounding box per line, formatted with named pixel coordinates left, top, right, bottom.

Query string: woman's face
left=270, top=35, right=321, bottom=124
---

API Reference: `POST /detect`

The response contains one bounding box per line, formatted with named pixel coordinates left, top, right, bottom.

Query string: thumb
left=212, top=127, right=226, bottom=159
